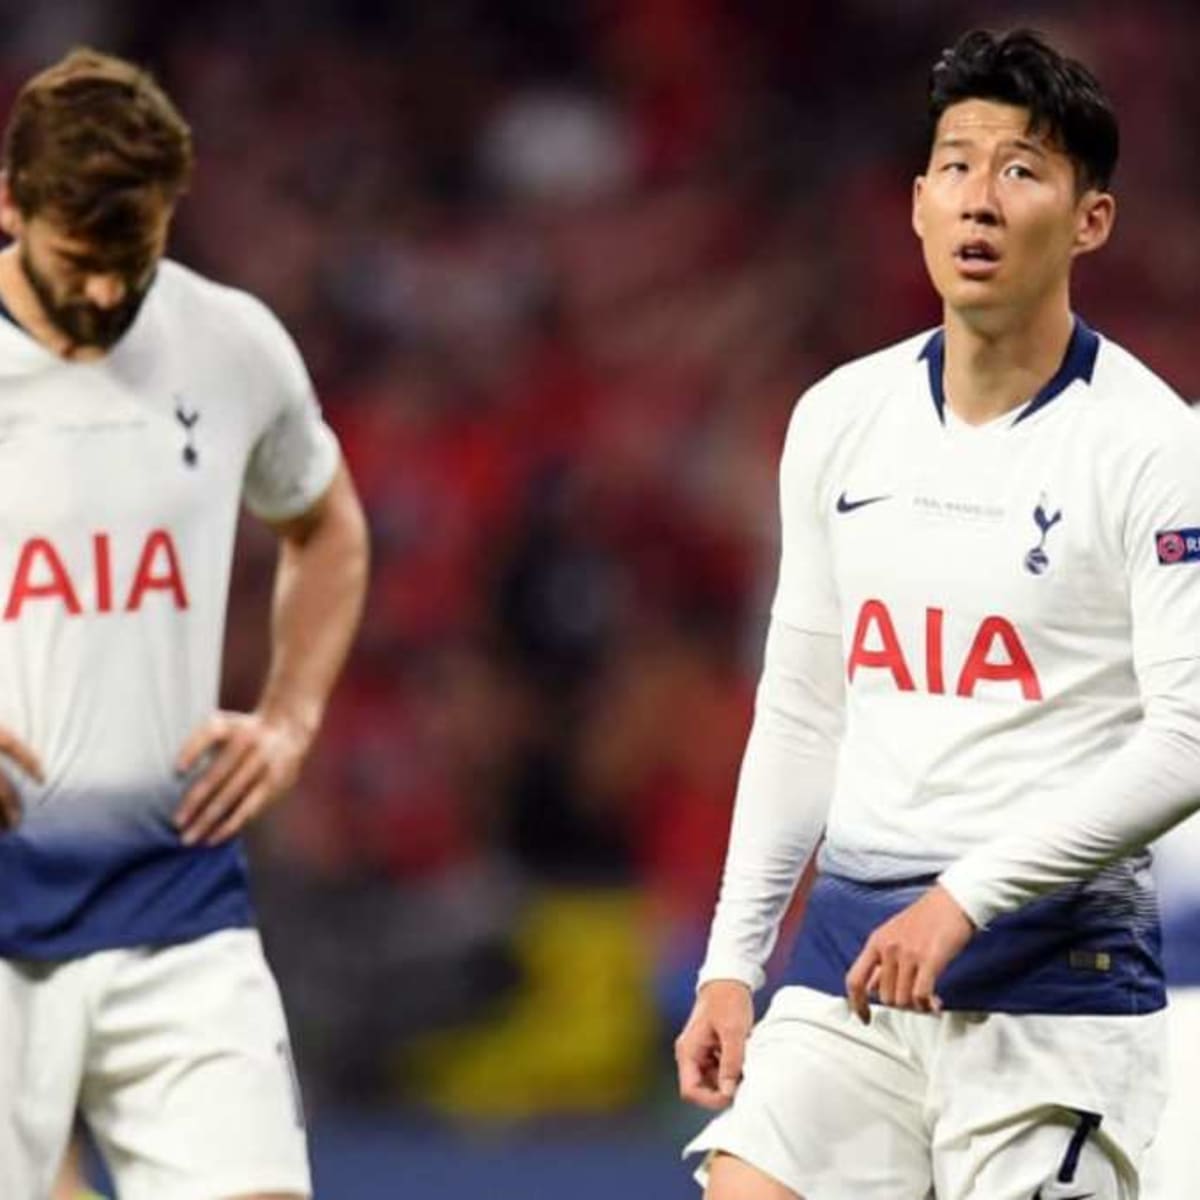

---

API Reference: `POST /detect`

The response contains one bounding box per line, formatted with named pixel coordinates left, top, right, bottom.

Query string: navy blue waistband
left=0, top=829, right=253, bottom=959
left=788, top=871, right=1164, bottom=1016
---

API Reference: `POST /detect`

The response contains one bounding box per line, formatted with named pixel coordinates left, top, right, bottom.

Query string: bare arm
left=256, top=461, right=370, bottom=744
left=175, top=461, right=369, bottom=844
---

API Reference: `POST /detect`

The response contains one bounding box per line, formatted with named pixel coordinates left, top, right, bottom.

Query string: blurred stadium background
left=3, top=1, right=1198, bottom=1196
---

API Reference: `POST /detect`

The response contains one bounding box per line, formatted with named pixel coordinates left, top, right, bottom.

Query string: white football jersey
left=0, top=259, right=339, bottom=958
left=776, top=319, right=1200, bottom=1013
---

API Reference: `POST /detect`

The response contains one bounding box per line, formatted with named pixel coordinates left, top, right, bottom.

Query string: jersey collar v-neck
left=0, top=291, right=21, bottom=329
left=918, top=316, right=1100, bottom=427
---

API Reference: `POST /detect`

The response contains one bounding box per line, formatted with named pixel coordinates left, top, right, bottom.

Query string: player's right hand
left=0, top=726, right=44, bottom=831
left=675, top=979, right=754, bottom=1110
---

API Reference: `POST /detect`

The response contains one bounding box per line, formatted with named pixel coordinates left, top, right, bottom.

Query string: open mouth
left=955, top=240, right=1000, bottom=264
left=953, top=239, right=1002, bottom=280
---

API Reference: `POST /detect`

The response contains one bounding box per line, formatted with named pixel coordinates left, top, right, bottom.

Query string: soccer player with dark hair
left=676, top=28, right=1198, bottom=1199
left=0, top=48, right=369, bottom=1199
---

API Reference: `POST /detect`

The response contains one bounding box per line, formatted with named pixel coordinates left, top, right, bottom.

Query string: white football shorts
left=684, top=985, right=1166, bottom=1200
left=0, top=928, right=310, bottom=1200
left=1140, top=985, right=1200, bottom=1200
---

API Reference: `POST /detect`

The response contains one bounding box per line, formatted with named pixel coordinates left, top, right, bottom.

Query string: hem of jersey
left=0, top=910, right=256, bottom=962
left=790, top=870, right=1166, bottom=1017
left=790, top=974, right=1168, bottom=1018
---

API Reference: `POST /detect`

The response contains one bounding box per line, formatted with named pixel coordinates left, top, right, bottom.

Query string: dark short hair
left=3, top=47, right=192, bottom=262
left=928, top=29, right=1118, bottom=192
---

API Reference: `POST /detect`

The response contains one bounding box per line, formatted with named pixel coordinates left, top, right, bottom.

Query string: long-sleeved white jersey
left=701, top=319, right=1200, bottom=1014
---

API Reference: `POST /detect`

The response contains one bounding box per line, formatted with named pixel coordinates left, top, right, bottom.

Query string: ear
left=0, top=173, right=24, bottom=240
left=1072, top=189, right=1115, bottom=258
left=912, top=174, right=926, bottom=241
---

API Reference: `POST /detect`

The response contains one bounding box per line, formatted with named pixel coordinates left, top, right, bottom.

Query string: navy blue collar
left=918, top=316, right=1100, bottom=426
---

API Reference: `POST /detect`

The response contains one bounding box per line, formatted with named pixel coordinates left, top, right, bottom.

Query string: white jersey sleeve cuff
left=695, top=959, right=764, bottom=993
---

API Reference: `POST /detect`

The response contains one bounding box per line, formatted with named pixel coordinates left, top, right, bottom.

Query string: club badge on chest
left=1025, top=496, right=1063, bottom=575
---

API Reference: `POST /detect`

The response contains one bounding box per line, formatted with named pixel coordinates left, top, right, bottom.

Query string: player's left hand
left=844, top=884, right=976, bottom=1023
left=173, top=710, right=310, bottom=846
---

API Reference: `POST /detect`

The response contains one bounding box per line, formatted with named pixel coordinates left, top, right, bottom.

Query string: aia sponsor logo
left=3, top=530, right=189, bottom=620
left=847, top=598, right=1041, bottom=701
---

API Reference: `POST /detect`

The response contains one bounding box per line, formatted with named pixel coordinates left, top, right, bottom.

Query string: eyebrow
left=934, top=135, right=1050, bottom=158
left=53, top=244, right=153, bottom=278
left=55, top=249, right=107, bottom=270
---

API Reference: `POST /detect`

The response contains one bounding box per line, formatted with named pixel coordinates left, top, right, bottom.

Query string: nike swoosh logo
left=1032, top=1190, right=1094, bottom=1200
left=836, top=491, right=890, bottom=513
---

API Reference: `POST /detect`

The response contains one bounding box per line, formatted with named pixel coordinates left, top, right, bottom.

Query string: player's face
left=12, top=207, right=169, bottom=351
left=912, top=99, right=1114, bottom=325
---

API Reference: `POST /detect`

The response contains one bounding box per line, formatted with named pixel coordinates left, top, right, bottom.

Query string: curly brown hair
left=3, top=48, right=192, bottom=259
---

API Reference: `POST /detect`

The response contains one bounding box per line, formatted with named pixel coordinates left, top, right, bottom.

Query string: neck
left=941, top=294, right=1074, bottom=426
left=0, top=245, right=99, bottom=361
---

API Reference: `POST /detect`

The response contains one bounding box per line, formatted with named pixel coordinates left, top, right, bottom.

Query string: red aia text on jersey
left=846, top=598, right=1041, bottom=701
left=3, top=530, right=189, bottom=619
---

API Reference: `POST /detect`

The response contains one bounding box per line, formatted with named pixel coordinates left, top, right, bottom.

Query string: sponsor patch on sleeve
left=1155, top=529, right=1200, bottom=564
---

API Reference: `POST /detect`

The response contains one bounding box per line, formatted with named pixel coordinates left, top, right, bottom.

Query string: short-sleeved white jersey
left=0, top=259, right=340, bottom=958
left=778, top=319, right=1200, bottom=1013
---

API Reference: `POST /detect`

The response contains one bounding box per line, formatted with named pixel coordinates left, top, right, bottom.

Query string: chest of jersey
left=825, top=393, right=1124, bottom=703
left=0, top=364, right=245, bottom=624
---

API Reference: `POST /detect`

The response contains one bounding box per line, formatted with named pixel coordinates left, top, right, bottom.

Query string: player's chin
left=938, top=275, right=1010, bottom=308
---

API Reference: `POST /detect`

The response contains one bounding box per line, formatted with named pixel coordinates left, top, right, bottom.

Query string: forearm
left=941, top=657, right=1200, bottom=928
left=698, top=620, right=843, bottom=991
left=257, top=463, right=369, bottom=743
